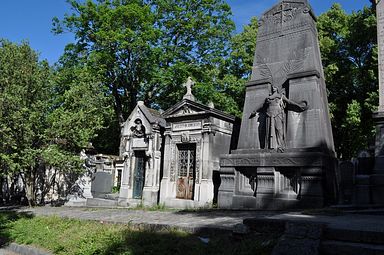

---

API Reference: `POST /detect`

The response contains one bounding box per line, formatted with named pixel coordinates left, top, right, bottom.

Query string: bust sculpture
left=130, top=119, right=146, bottom=138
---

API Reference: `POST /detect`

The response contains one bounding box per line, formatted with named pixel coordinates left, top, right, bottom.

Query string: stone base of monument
left=142, top=187, right=159, bottom=206
left=218, top=149, right=336, bottom=210
left=371, top=112, right=384, bottom=205
left=370, top=174, right=384, bottom=204
left=353, top=175, right=371, bottom=205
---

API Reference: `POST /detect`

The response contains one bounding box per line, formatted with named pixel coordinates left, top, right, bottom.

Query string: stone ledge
left=5, top=243, right=52, bottom=255
left=220, top=151, right=330, bottom=167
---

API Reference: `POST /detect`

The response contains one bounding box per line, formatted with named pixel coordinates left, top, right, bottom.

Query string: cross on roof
left=182, top=77, right=196, bottom=101
left=183, top=77, right=195, bottom=95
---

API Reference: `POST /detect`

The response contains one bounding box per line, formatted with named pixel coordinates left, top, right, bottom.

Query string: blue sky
left=0, top=0, right=371, bottom=64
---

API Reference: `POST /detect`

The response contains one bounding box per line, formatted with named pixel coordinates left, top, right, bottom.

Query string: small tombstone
left=339, top=161, right=355, bottom=204
left=357, top=150, right=374, bottom=175
left=91, top=172, right=113, bottom=198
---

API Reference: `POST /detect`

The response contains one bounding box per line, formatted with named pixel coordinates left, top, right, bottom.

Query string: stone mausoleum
left=159, top=78, right=239, bottom=208
left=218, top=0, right=337, bottom=210
left=118, top=101, right=166, bottom=206
left=115, top=78, right=239, bottom=208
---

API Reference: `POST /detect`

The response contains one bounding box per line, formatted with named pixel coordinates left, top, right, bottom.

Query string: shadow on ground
left=100, top=229, right=278, bottom=255
left=0, top=210, right=34, bottom=247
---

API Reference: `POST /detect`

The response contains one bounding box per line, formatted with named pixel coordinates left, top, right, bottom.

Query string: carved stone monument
left=160, top=78, right=239, bottom=208
left=118, top=101, right=165, bottom=206
left=218, top=0, right=337, bottom=209
left=372, top=0, right=384, bottom=205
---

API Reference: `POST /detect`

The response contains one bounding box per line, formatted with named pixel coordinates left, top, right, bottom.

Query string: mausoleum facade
left=159, top=97, right=239, bottom=208
left=118, top=101, right=166, bottom=206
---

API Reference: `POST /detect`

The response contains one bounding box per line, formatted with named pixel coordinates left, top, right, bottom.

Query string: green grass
left=0, top=211, right=279, bottom=255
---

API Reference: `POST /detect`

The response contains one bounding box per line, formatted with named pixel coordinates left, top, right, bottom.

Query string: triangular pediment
left=162, top=99, right=209, bottom=117
left=121, top=102, right=165, bottom=137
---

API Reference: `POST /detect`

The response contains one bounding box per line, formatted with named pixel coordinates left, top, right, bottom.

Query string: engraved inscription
left=172, top=121, right=202, bottom=131
left=220, top=155, right=322, bottom=167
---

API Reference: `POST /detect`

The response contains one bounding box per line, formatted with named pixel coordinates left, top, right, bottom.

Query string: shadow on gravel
left=101, top=228, right=279, bottom=255
left=0, top=210, right=34, bottom=248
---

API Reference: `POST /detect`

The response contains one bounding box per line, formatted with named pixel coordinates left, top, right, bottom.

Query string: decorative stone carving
left=182, top=77, right=196, bottom=101
left=251, top=86, right=307, bottom=151
left=220, top=153, right=324, bottom=167
left=130, top=119, right=146, bottom=138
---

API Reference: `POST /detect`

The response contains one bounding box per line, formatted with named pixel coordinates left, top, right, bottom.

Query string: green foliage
left=1, top=212, right=278, bottom=255
left=53, top=0, right=236, bottom=126
left=0, top=40, right=110, bottom=204
left=318, top=4, right=377, bottom=158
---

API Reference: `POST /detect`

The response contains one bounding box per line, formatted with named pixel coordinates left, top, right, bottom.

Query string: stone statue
left=130, top=119, right=146, bottom=138
left=251, top=86, right=308, bottom=152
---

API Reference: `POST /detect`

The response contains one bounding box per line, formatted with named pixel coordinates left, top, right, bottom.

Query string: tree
left=317, top=3, right=377, bottom=159
left=53, top=0, right=236, bottom=127
left=193, top=17, right=258, bottom=116
left=0, top=39, right=52, bottom=205
left=0, top=39, right=110, bottom=205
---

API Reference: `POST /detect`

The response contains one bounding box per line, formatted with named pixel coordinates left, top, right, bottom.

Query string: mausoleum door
left=176, top=144, right=196, bottom=200
left=133, top=151, right=146, bottom=199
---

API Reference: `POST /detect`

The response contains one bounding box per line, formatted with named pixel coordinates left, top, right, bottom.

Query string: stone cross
left=182, top=77, right=196, bottom=101
left=377, top=0, right=384, bottom=111
left=273, top=3, right=293, bottom=23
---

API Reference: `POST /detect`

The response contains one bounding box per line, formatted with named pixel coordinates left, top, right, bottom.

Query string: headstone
left=91, top=171, right=113, bottom=198
left=218, top=0, right=337, bottom=210
left=338, top=161, right=354, bottom=204
left=357, top=150, right=374, bottom=175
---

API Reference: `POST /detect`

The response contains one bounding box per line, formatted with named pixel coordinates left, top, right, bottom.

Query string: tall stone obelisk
left=218, top=0, right=337, bottom=210
left=372, top=0, right=384, bottom=204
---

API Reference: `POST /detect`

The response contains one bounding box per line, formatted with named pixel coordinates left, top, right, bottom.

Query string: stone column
left=159, top=132, right=172, bottom=203
left=372, top=0, right=384, bottom=204
left=378, top=0, right=384, bottom=112
left=200, top=129, right=214, bottom=204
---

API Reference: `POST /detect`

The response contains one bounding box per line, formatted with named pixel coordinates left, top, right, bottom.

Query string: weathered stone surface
left=371, top=0, right=384, bottom=206
left=320, top=240, right=384, bottom=255
left=91, top=172, right=113, bottom=198
left=338, top=161, right=354, bottom=204
left=377, top=0, right=384, bottom=112
left=218, top=0, right=337, bottom=210
left=272, top=222, right=324, bottom=255
left=243, top=218, right=286, bottom=233
left=232, top=223, right=250, bottom=235
left=118, top=101, right=165, bottom=206
left=160, top=79, right=239, bottom=208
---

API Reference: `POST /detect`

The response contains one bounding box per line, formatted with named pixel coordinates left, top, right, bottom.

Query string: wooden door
left=133, top=151, right=145, bottom=199
left=176, top=145, right=196, bottom=200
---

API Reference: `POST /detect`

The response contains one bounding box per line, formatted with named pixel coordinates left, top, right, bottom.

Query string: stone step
left=86, top=198, right=118, bottom=207
left=104, top=193, right=119, bottom=200
left=320, top=240, right=384, bottom=255
left=324, top=227, right=384, bottom=245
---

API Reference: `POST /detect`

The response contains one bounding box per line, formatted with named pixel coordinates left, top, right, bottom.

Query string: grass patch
left=132, top=202, right=172, bottom=212
left=0, top=211, right=278, bottom=255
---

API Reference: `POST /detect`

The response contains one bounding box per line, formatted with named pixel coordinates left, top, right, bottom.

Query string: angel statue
left=251, top=86, right=308, bottom=152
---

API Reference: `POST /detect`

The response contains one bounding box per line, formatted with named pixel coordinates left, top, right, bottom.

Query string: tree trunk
left=111, top=83, right=125, bottom=127
left=24, top=170, right=36, bottom=207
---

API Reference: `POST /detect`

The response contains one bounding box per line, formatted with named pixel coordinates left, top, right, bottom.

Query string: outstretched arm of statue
left=283, top=95, right=308, bottom=112
left=249, top=104, right=266, bottom=118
